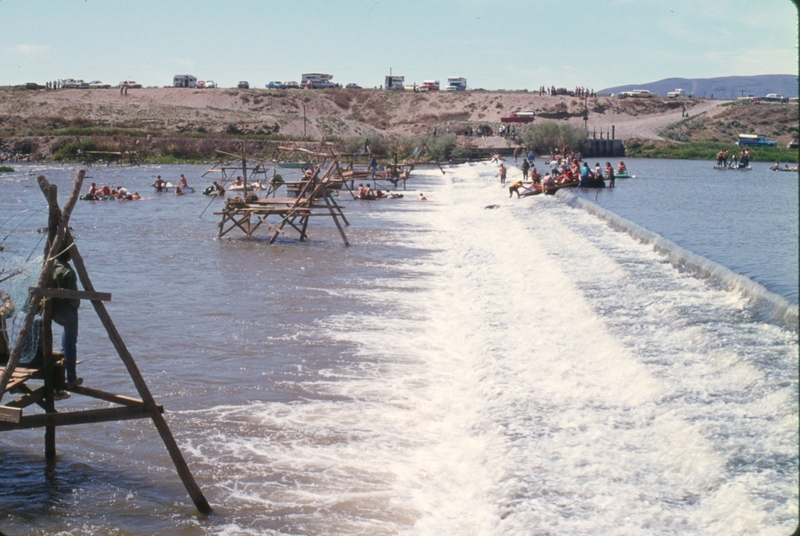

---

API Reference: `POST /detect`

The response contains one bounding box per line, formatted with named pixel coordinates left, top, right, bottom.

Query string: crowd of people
left=537, top=86, right=596, bottom=97
left=716, top=149, right=751, bottom=168
left=502, top=152, right=627, bottom=197
left=83, top=182, right=141, bottom=201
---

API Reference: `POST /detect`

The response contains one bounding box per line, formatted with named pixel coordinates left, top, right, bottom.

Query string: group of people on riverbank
left=537, top=86, right=595, bottom=97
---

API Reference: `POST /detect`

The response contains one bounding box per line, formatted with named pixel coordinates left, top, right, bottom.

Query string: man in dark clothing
left=0, top=289, right=15, bottom=364
left=51, top=248, right=82, bottom=387
left=521, top=159, right=530, bottom=180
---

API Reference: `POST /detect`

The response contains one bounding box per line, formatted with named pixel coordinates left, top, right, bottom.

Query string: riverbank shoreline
left=0, top=87, right=796, bottom=163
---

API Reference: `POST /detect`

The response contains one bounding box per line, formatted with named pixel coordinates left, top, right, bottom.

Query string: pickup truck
left=736, top=134, right=777, bottom=147
left=500, top=111, right=536, bottom=123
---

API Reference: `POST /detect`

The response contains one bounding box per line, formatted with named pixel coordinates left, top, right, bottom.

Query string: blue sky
left=0, top=0, right=797, bottom=90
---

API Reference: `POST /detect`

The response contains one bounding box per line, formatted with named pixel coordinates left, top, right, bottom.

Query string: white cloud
left=6, top=44, right=51, bottom=58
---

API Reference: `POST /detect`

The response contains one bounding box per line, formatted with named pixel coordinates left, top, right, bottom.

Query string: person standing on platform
left=51, top=248, right=82, bottom=387
left=0, top=289, right=15, bottom=364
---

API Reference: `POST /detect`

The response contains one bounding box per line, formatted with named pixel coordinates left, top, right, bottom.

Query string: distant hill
left=600, top=75, right=798, bottom=99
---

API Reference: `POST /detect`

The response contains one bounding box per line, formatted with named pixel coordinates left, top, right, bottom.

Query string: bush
left=520, top=122, right=587, bottom=154
left=425, top=133, right=458, bottom=161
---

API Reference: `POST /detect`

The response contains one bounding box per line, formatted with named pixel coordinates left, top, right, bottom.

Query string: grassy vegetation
left=0, top=166, right=14, bottom=172
left=624, top=139, right=799, bottom=162
left=520, top=122, right=587, bottom=154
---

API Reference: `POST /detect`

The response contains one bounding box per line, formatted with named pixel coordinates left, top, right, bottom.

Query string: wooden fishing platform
left=0, top=170, right=210, bottom=514
left=83, top=150, right=140, bottom=166
left=211, top=143, right=351, bottom=245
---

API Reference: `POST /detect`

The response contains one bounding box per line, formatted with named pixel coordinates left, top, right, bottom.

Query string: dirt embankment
left=0, top=87, right=795, bottom=160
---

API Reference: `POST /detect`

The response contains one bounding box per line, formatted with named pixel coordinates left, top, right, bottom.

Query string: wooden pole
left=42, top=179, right=60, bottom=459
left=42, top=299, right=56, bottom=459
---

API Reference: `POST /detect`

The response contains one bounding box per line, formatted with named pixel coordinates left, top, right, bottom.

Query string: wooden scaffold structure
left=211, top=144, right=351, bottom=246
left=201, top=144, right=272, bottom=192
left=0, top=170, right=211, bottom=514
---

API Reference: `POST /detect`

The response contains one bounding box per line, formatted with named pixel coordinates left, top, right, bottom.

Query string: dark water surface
left=0, top=160, right=796, bottom=535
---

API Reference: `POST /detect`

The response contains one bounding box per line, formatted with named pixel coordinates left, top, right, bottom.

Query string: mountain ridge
left=600, top=74, right=797, bottom=99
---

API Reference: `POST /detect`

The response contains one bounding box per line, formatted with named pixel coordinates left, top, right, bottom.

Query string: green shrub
left=520, top=122, right=587, bottom=154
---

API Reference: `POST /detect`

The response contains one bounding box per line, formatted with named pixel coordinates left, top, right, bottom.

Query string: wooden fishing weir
left=83, top=150, right=141, bottom=166
left=209, top=143, right=352, bottom=246
left=0, top=170, right=211, bottom=514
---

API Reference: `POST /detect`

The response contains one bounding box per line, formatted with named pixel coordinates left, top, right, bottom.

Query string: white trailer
left=385, top=75, right=405, bottom=90
left=173, top=74, right=197, bottom=88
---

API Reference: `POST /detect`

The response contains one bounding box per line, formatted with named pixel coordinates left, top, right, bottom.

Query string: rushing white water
left=188, top=162, right=797, bottom=535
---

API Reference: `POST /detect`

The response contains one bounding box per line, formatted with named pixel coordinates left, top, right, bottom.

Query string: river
left=0, top=158, right=796, bottom=535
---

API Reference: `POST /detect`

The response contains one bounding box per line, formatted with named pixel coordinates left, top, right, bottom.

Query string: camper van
left=445, top=77, right=467, bottom=91
left=419, top=80, right=440, bottom=91
left=173, top=75, right=197, bottom=88
left=385, top=75, right=405, bottom=90
left=301, top=73, right=335, bottom=88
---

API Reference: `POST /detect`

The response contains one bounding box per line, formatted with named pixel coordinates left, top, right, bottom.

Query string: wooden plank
left=30, top=287, right=111, bottom=302
left=4, top=387, right=44, bottom=410
left=0, top=405, right=22, bottom=423
left=0, top=405, right=159, bottom=430
left=67, top=385, right=145, bottom=407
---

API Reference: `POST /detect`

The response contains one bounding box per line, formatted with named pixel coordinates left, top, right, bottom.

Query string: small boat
left=521, top=179, right=580, bottom=196
left=228, top=182, right=266, bottom=191
left=80, top=194, right=117, bottom=201
left=713, top=165, right=751, bottom=170
left=772, top=167, right=799, bottom=172
left=277, top=162, right=309, bottom=169
left=152, top=182, right=195, bottom=192
left=605, top=172, right=633, bottom=179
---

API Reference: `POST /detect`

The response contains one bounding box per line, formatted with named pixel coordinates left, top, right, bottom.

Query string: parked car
left=196, top=80, right=206, bottom=89
left=88, top=80, right=110, bottom=89
left=266, top=81, right=285, bottom=89
left=205, top=80, right=217, bottom=88
left=118, top=80, right=142, bottom=88
left=787, top=138, right=799, bottom=149
left=62, top=79, right=83, bottom=89
left=736, top=134, right=777, bottom=147
left=309, top=81, right=336, bottom=89
left=630, top=89, right=655, bottom=98
left=763, top=93, right=788, bottom=103
left=345, top=83, right=362, bottom=89
left=284, top=81, right=300, bottom=89
left=237, top=81, right=249, bottom=89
